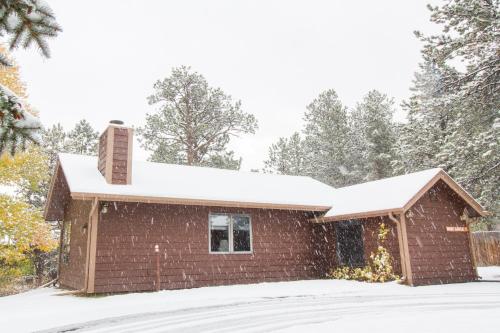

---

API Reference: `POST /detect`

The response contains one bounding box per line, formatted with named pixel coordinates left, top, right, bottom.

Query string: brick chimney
left=98, top=120, right=133, bottom=185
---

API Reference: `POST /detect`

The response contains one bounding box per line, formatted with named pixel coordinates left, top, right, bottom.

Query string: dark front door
left=335, top=221, right=364, bottom=267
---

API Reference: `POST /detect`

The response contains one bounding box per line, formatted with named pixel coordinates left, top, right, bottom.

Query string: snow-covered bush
left=329, top=223, right=399, bottom=283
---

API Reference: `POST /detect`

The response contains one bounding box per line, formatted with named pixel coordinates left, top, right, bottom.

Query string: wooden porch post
left=84, top=198, right=99, bottom=293
left=388, top=212, right=407, bottom=282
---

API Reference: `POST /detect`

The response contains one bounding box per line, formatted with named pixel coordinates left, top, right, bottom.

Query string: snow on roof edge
left=56, top=153, right=336, bottom=210
left=322, top=167, right=485, bottom=220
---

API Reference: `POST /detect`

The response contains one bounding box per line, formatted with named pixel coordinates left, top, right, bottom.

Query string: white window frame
left=208, top=213, right=253, bottom=254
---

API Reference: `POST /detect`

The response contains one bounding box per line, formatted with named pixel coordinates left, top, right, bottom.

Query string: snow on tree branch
left=0, top=0, right=61, bottom=64
left=0, top=83, right=42, bottom=154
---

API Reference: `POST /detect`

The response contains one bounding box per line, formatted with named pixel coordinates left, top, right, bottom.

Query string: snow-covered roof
left=57, top=153, right=335, bottom=210
left=50, top=154, right=484, bottom=220
left=323, top=168, right=485, bottom=220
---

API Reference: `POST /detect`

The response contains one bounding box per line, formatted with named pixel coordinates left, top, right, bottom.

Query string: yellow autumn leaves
left=0, top=148, right=55, bottom=256
left=0, top=45, right=56, bottom=286
left=0, top=45, right=27, bottom=99
left=0, top=146, right=57, bottom=290
left=0, top=195, right=55, bottom=261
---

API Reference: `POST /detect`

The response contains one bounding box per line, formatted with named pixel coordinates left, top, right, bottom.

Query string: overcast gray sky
left=13, top=0, right=439, bottom=171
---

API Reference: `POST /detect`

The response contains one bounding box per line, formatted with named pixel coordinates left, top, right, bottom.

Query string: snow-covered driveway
left=1, top=267, right=499, bottom=333
left=38, top=289, right=500, bottom=333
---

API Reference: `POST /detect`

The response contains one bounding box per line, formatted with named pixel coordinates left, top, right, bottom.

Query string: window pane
left=233, top=215, right=251, bottom=252
left=210, top=215, right=229, bottom=252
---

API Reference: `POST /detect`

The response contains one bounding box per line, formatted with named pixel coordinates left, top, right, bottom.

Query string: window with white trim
left=209, top=214, right=252, bottom=253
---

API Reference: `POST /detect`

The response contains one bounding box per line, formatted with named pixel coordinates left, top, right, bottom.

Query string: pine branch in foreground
left=0, top=0, right=61, bottom=66
left=0, top=84, right=42, bottom=155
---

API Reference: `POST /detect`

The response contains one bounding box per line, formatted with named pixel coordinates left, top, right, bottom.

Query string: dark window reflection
left=233, top=215, right=251, bottom=252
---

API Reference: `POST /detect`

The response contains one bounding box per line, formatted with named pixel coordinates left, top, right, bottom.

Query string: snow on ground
left=0, top=267, right=499, bottom=333
left=479, top=266, right=500, bottom=280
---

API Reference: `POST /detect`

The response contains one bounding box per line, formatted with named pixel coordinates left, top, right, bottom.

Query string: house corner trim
left=84, top=198, right=99, bottom=293
left=400, top=212, right=414, bottom=286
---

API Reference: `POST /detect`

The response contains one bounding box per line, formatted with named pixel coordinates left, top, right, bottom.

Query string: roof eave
left=402, top=170, right=487, bottom=217
left=70, top=191, right=332, bottom=212
left=43, top=160, right=60, bottom=220
left=44, top=160, right=72, bottom=221
left=312, top=208, right=405, bottom=223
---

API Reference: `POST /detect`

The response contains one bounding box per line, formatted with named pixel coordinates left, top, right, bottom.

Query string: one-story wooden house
left=45, top=121, right=486, bottom=293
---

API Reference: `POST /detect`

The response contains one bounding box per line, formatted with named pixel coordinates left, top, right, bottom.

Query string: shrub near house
left=329, top=223, right=399, bottom=282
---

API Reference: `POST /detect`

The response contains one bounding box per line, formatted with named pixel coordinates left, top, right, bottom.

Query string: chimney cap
left=109, top=120, right=124, bottom=125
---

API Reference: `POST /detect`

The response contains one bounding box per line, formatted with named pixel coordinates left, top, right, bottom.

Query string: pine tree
left=66, top=119, right=99, bottom=156
left=42, top=120, right=99, bottom=167
left=351, top=90, right=396, bottom=181
left=415, top=0, right=499, bottom=108
left=397, top=64, right=499, bottom=227
left=138, top=66, right=258, bottom=170
left=264, top=132, right=307, bottom=175
left=302, top=89, right=356, bottom=187
left=395, top=0, right=500, bottom=228
left=41, top=123, right=66, bottom=168
left=200, top=151, right=241, bottom=170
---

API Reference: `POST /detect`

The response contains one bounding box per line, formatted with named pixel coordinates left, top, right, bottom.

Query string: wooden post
left=388, top=212, right=407, bottom=282
left=84, top=198, right=99, bottom=293
left=155, top=244, right=160, bottom=291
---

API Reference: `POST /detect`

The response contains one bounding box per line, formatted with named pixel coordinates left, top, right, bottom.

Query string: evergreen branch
left=0, top=0, right=61, bottom=64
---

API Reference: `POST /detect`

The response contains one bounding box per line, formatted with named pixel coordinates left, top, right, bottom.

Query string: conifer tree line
left=264, top=89, right=397, bottom=186
left=35, top=0, right=493, bottom=227
left=264, top=0, right=499, bottom=228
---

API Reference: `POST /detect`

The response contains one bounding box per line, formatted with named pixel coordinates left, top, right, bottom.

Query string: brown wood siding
left=111, top=128, right=129, bottom=184
left=59, top=200, right=91, bottom=290
left=45, top=165, right=71, bottom=221
left=361, top=217, right=402, bottom=275
left=405, top=180, right=476, bottom=285
left=94, top=203, right=318, bottom=293
left=98, top=129, right=108, bottom=177
left=312, top=223, right=337, bottom=277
